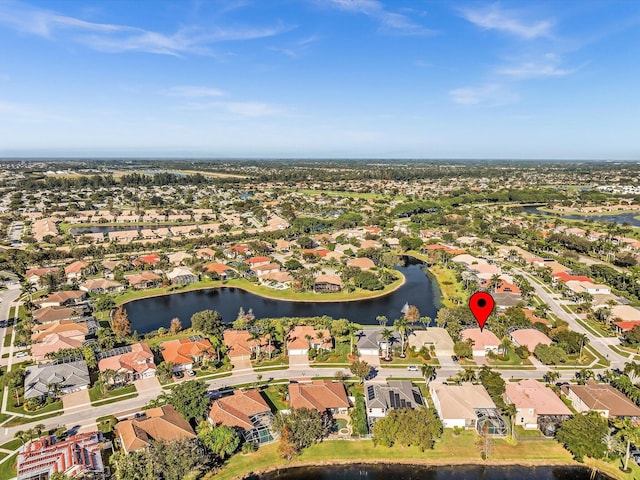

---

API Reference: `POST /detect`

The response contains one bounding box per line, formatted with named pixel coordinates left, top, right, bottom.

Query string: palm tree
left=33, top=424, right=45, bottom=438
left=316, top=331, right=326, bottom=350
left=499, top=338, right=512, bottom=359
left=534, top=303, right=551, bottom=319
left=503, top=403, right=517, bottom=439
left=47, top=382, right=62, bottom=400
left=394, top=317, right=409, bottom=358
left=615, top=418, right=640, bottom=472
left=376, top=315, right=388, bottom=328
left=624, top=362, right=640, bottom=383
left=544, top=370, right=561, bottom=386
left=14, top=430, right=28, bottom=445
left=421, top=364, right=436, bottom=384
left=380, top=328, right=393, bottom=360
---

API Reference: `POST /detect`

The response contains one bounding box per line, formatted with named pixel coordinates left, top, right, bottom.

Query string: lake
left=70, top=223, right=178, bottom=235
left=255, top=464, right=613, bottom=480
left=522, top=206, right=640, bottom=227
left=125, top=257, right=442, bottom=333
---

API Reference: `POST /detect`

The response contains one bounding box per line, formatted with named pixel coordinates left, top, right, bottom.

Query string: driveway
left=62, top=389, right=91, bottom=413
left=230, top=356, right=253, bottom=372
left=134, top=377, right=161, bottom=395
left=288, top=353, right=309, bottom=367
left=360, top=354, right=380, bottom=367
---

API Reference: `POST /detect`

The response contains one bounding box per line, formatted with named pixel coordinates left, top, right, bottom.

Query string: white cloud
left=460, top=4, right=553, bottom=39
left=0, top=0, right=290, bottom=56
left=497, top=54, right=576, bottom=79
left=324, top=0, right=433, bottom=35
left=449, top=84, right=518, bottom=106
left=164, top=86, right=225, bottom=97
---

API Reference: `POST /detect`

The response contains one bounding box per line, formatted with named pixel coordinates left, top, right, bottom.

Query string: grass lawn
left=487, top=349, right=528, bottom=367
left=252, top=355, right=288, bottom=369
left=261, top=386, right=288, bottom=411
left=313, top=343, right=351, bottom=364
left=0, top=439, right=23, bottom=451
left=89, top=384, right=137, bottom=403
left=2, top=329, right=11, bottom=348
left=210, top=431, right=576, bottom=480
left=196, top=362, right=233, bottom=377
left=514, top=426, right=543, bottom=438
left=426, top=264, right=465, bottom=308
left=6, top=398, right=62, bottom=416
left=0, top=453, right=17, bottom=480
left=92, top=393, right=138, bottom=407
left=4, top=410, right=61, bottom=427
left=586, top=456, right=640, bottom=480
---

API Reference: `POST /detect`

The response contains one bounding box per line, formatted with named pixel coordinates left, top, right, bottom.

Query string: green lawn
left=3, top=329, right=11, bottom=348
left=0, top=454, right=16, bottom=480
left=261, top=386, right=288, bottom=411
left=427, top=263, right=465, bottom=308
left=0, top=439, right=23, bottom=451
left=5, top=398, right=62, bottom=416
left=313, top=343, right=350, bottom=364
left=89, top=384, right=137, bottom=403
left=251, top=355, right=288, bottom=369
left=92, top=393, right=138, bottom=407
left=514, top=426, right=543, bottom=438
left=210, top=430, right=576, bottom=480
left=487, top=348, right=528, bottom=367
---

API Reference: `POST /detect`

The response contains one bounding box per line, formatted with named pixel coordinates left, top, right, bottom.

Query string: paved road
left=514, top=267, right=627, bottom=368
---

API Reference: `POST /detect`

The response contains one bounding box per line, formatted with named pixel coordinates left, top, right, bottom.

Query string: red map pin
left=469, top=291, right=495, bottom=332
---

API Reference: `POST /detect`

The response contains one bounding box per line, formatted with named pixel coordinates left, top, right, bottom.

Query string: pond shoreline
left=118, top=272, right=406, bottom=307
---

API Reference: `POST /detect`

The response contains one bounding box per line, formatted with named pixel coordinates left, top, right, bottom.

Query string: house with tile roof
left=288, top=380, right=350, bottom=414
left=98, top=342, right=156, bottom=383
left=313, top=275, right=342, bottom=293
left=125, top=271, right=162, bottom=289
left=64, top=260, right=91, bottom=281
left=505, top=379, right=572, bottom=435
left=116, top=405, right=196, bottom=454
left=37, top=290, right=87, bottom=308
left=510, top=329, right=553, bottom=352
left=460, top=328, right=501, bottom=357
left=166, top=267, right=198, bottom=285
left=31, top=334, right=85, bottom=363
left=209, top=389, right=276, bottom=445
left=17, top=432, right=105, bottom=480
left=25, top=267, right=60, bottom=289
left=561, top=381, right=640, bottom=419
left=80, top=278, right=124, bottom=294
left=286, top=326, right=332, bottom=355
left=160, top=336, right=212, bottom=372
left=224, top=330, right=274, bottom=361
left=32, top=306, right=87, bottom=324
left=24, top=360, right=90, bottom=400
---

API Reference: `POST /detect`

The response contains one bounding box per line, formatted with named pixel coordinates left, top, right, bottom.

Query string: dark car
left=451, top=355, right=459, bottom=362
left=174, top=371, right=184, bottom=379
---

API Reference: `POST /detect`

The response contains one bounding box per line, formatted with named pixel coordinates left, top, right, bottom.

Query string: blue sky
left=0, top=0, right=639, bottom=159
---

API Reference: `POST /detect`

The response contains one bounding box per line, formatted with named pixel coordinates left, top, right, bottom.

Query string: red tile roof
left=209, top=390, right=270, bottom=430
left=160, top=337, right=212, bottom=366
left=288, top=380, right=349, bottom=411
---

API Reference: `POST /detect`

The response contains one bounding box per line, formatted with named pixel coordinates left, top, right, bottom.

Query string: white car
left=407, top=365, right=419, bottom=372
left=15, top=351, right=29, bottom=358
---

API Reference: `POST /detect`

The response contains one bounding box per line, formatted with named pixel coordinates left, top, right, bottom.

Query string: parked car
left=15, top=351, right=28, bottom=358
left=451, top=355, right=459, bottom=362
left=407, top=365, right=419, bottom=371
left=187, top=370, right=196, bottom=377
left=174, top=371, right=184, bottom=379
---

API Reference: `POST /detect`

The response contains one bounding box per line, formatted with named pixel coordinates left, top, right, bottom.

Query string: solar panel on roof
left=367, top=386, right=375, bottom=401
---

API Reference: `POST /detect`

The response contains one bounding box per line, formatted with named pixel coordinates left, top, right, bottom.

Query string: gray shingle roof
left=24, top=360, right=90, bottom=399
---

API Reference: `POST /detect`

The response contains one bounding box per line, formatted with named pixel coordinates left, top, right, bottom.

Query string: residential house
left=31, top=318, right=97, bottom=344
left=251, top=263, right=281, bottom=278
left=116, top=405, right=195, bottom=454
left=101, top=259, right=121, bottom=277
left=80, top=278, right=124, bottom=294
left=565, top=281, right=611, bottom=296
left=430, top=383, right=508, bottom=435
left=160, top=336, right=212, bottom=372
left=287, top=326, right=332, bottom=355
left=313, top=275, right=343, bottom=293
left=356, top=328, right=400, bottom=357
left=245, top=256, right=271, bottom=268
left=460, top=328, right=501, bottom=357
left=64, top=260, right=91, bottom=281
left=505, top=379, right=572, bottom=435
left=37, top=290, right=87, bottom=308
left=288, top=380, right=349, bottom=414
left=224, top=330, right=273, bottom=361
left=17, top=432, right=105, bottom=480
left=166, top=267, right=198, bottom=285
left=24, top=360, right=91, bottom=400
left=346, top=257, right=375, bottom=270
left=31, top=334, right=85, bottom=363
left=260, top=271, right=293, bottom=289
left=138, top=253, right=161, bottom=266
left=209, top=389, right=276, bottom=445
left=125, top=271, right=162, bottom=289
left=203, top=263, right=237, bottom=279
left=97, top=343, right=157, bottom=383
left=167, top=251, right=192, bottom=265
left=195, top=248, right=217, bottom=260
left=510, top=329, right=553, bottom=352
left=25, top=267, right=59, bottom=289
left=33, top=306, right=87, bottom=324
left=561, top=381, right=640, bottom=419
left=407, top=328, right=455, bottom=356
left=364, top=380, right=424, bottom=424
